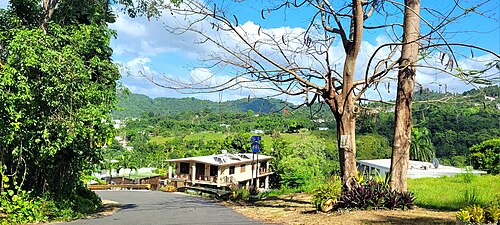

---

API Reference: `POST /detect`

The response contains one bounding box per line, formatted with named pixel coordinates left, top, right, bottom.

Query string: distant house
left=313, top=119, right=326, bottom=123
left=357, top=159, right=486, bottom=178
left=485, top=95, right=496, bottom=101
left=139, top=175, right=167, bottom=190
left=102, top=176, right=134, bottom=184
left=251, top=129, right=265, bottom=134
left=165, top=153, right=273, bottom=190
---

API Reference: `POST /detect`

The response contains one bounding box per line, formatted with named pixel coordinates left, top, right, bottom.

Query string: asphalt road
left=58, top=191, right=269, bottom=225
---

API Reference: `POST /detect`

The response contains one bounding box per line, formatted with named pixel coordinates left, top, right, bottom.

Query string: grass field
left=183, top=132, right=227, bottom=142
left=148, top=130, right=338, bottom=148
left=149, top=136, right=175, bottom=144
left=408, top=175, right=500, bottom=210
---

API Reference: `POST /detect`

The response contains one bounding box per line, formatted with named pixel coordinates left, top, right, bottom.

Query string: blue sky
left=1, top=0, right=499, bottom=103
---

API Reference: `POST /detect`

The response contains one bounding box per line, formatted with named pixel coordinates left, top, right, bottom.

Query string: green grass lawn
left=183, top=132, right=227, bottom=142
left=149, top=136, right=175, bottom=144
left=408, top=175, right=500, bottom=211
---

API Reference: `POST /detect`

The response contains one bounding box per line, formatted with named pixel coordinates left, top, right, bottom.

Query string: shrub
left=336, top=179, right=415, bottom=210
left=1, top=189, right=47, bottom=225
left=230, top=188, right=251, bottom=201
left=161, top=186, right=177, bottom=192
left=469, top=138, right=500, bottom=175
left=461, top=187, right=481, bottom=206
left=485, top=205, right=500, bottom=223
left=456, top=167, right=477, bottom=184
left=457, top=204, right=500, bottom=224
left=1, top=175, right=47, bottom=224
left=312, top=179, right=341, bottom=212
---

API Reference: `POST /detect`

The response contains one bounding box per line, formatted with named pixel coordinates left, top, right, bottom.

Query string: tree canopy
left=0, top=0, right=120, bottom=198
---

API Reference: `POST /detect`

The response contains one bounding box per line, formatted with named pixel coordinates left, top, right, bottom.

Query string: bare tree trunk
left=0, top=144, right=3, bottom=193
left=323, top=0, right=363, bottom=186
left=335, top=106, right=357, bottom=184
left=40, top=0, right=58, bottom=32
left=389, top=0, right=421, bottom=193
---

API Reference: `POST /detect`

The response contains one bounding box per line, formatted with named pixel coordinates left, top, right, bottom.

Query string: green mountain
left=113, top=93, right=290, bottom=118
left=113, top=85, right=500, bottom=119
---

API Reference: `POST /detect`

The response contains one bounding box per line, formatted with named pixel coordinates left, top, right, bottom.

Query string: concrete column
left=191, top=164, right=196, bottom=185
left=256, top=177, right=260, bottom=188
left=168, top=166, right=172, bottom=179
left=217, top=167, right=221, bottom=187
left=264, top=176, right=269, bottom=189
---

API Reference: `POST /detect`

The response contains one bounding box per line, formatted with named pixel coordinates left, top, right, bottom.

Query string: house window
left=240, top=164, right=246, bottom=173
left=180, top=163, right=189, bottom=174
left=229, top=166, right=235, bottom=175
left=210, top=165, right=218, bottom=176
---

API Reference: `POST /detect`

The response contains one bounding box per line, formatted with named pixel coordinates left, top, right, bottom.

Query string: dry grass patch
left=227, top=193, right=455, bottom=225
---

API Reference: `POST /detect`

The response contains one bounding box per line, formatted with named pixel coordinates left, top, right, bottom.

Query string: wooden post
left=217, top=167, right=221, bottom=187
left=191, top=164, right=196, bottom=185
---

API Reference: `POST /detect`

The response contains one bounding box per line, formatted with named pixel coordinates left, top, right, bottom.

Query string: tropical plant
left=410, top=127, right=435, bottom=162
left=117, top=152, right=139, bottom=181
left=485, top=205, right=500, bottom=224
left=312, top=178, right=342, bottom=212
left=462, top=187, right=481, bottom=206
left=457, top=204, right=500, bottom=224
left=102, top=159, right=118, bottom=184
left=159, top=186, right=177, bottom=192
left=336, top=179, right=415, bottom=210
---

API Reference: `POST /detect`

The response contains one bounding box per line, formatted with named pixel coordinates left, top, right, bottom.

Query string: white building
left=357, top=159, right=486, bottom=178
left=165, top=153, right=273, bottom=189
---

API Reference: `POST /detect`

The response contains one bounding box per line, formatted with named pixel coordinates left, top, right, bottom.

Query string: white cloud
left=111, top=2, right=498, bottom=105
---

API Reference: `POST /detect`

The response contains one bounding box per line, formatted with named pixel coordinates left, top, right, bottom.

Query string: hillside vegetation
left=106, top=86, right=500, bottom=191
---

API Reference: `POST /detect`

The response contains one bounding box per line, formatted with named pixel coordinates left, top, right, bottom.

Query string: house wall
left=173, top=160, right=270, bottom=183
left=220, top=161, right=268, bottom=182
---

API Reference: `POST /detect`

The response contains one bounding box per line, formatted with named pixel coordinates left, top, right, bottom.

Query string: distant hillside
left=112, top=93, right=291, bottom=118
left=113, top=85, right=499, bottom=118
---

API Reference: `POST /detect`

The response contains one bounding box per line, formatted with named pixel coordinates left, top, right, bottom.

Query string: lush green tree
left=117, top=152, right=139, bottom=180
left=409, top=127, right=435, bottom=162
left=0, top=0, right=119, bottom=198
left=470, top=138, right=500, bottom=175
left=101, top=158, right=118, bottom=184
left=356, top=134, right=391, bottom=160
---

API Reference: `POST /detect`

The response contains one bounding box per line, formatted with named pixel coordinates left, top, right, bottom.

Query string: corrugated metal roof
left=165, top=153, right=272, bottom=166
left=357, top=159, right=487, bottom=178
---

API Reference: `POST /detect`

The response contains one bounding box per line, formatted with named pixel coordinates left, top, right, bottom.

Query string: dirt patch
left=226, top=193, right=456, bottom=225
left=88, top=199, right=122, bottom=218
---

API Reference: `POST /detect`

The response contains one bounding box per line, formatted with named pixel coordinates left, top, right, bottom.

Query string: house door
left=195, top=163, right=205, bottom=179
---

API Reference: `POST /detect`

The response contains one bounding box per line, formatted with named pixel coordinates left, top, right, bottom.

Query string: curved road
left=59, top=191, right=269, bottom=225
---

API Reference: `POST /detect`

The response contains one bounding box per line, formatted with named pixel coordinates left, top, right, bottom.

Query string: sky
left=1, top=0, right=499, bottom=103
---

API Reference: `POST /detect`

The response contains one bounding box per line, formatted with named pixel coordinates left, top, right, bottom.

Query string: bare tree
left=390, top=0, right=420, bottom=193
left=137, top=0, right=400, bottom=185
left=123, top=0, right=499, bottom=187
left=387, top=0, right=499, bottom=192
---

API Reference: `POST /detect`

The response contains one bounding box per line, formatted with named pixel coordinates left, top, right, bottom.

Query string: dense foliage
left=470, top=138, right=500, bottom=175
left=114, top=86, right=499, bottom=172
left=0, top=0, right=119, bottom=222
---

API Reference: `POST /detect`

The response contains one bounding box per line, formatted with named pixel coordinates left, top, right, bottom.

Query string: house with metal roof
left=165, top=152, right=273, bottom=189
left=357, top=159, right=487, bottom=178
